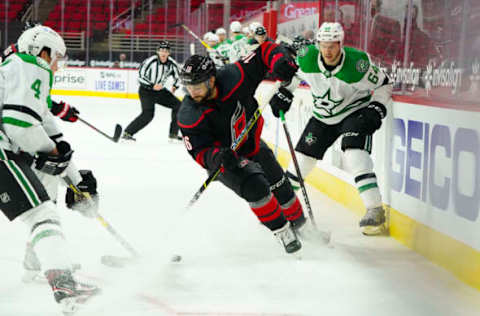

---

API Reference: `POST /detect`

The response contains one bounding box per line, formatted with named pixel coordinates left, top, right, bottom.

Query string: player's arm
left=177, top=104, right=224, bottom=170
left=368, top=62, right=392, bottom=107
left=220, top=42, right=298, bottom=103
left=353, top=57, right=392, bottom=134
left=1, top=70, right=56, bottom=154
left=1, top=66, right=72, bottom=176
left=43, top=112, right=82, bottom=183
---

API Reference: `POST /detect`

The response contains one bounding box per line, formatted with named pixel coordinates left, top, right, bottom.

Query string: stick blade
left=112, top=124, right=123, bottom=142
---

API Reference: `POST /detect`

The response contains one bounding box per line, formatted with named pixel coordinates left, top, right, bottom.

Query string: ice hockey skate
left=22, top=243, right=82, bottom=284
left=168, top=133, right=183, bottom=143
left=46, top=269, right=100, bottom=315
left=359, top=206, right=386, bottom=235
left=120, top=131, right=136, bottom=142
left=273, top=222, right=302, bottom=255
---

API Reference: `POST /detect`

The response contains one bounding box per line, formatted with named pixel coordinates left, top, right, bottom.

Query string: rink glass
left=0, top=0, right=478, bottom=106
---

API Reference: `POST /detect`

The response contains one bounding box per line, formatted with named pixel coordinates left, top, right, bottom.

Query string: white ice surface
left=1, top=95, right=479, bottom=316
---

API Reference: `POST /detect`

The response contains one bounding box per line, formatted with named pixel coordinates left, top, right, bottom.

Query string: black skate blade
left=112, top=124, right=123, bottom=142
left=100, top=255, right=137, bottom=268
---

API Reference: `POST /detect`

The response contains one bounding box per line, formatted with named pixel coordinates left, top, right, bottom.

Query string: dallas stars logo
left=313, top=88, right=344, bottom=115
left=305, top=132, right=317, bottom=146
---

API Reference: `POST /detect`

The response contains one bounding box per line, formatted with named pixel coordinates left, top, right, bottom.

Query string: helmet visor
left=51, top=51, right=68, bottom=71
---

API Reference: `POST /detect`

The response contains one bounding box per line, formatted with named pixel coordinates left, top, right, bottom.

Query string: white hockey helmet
left=249, top=22, right=262, bottom=34
left=230, top=21, right=242, bottom=33
left=203, top=31, right=215, bottom=41
left=17, top=25, right=66, bottom=62
left=203, top=32, right=218, bottom=43
left=316, top=22, right=344, bottom=44
left=215, top=27, right=226, bottom=35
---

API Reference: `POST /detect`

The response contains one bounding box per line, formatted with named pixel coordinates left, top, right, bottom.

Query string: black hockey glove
left=220, top=56, right=229, bottom=64
left=66, top=170, right=99, bottom=218
left=34, top=141, right=73, bottom=175
left=350, top=101, right=387, bottom=134
left=214, top=148, right=240, bottom=172
left=271, top=54, right=298, bottom=82
left=270, top=87, right=294, bottom=118
left=50, top=100, right=80, bottom=122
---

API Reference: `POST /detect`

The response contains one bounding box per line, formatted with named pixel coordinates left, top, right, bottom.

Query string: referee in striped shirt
left=122, top=41, right=182, bottom=142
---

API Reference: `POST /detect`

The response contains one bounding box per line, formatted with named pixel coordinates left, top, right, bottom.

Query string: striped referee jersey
left=138, top=55, right=180, bottom=89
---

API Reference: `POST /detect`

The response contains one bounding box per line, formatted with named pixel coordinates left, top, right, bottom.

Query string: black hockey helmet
left=157, top=40, right=170, bottom=51
left=180, top=55, right=216, bottom=85
left=254, top=25, right=267, bottom=36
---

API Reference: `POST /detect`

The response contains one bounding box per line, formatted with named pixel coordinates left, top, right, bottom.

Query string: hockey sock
left=250, top=193, right=287, bottom=231
left=281, top=196, right=305, bottom=227
left=343, top=149, right=382, bottom=209
left=20, top=202, right=71, bottom=272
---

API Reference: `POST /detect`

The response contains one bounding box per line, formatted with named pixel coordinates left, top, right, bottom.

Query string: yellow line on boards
left=269, top=143, right=480, bottom=291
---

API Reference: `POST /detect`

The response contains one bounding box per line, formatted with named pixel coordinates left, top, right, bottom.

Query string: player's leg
left=341, top=116, right=385, bottom=235
left=123, top=87, right=156, bottom=139
left=21, top=170, right=59, bottom=282
left=252, top=141, right=306, bottom=229
left=286, top=118, right=339, bottom=189
left=216, top=160, right=301, bottom=254
left=0, top=152, right=99, bottom=312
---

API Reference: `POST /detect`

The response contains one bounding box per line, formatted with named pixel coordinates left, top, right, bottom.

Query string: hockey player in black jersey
left=177, top=41, right=307, bottom=255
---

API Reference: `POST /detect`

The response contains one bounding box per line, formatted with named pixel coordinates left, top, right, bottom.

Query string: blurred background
left=1, top=0, right=479, bottom=105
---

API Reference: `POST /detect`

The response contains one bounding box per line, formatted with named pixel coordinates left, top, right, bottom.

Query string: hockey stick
left=279, top=110, right=317, bottom=228
left=274, top=118, right=280, bottom=157
left=62, top=176, right=140, bottom=267
left=171, top=23, right=226, bottom=60
left=186, top=81, right=282, bottom=209
left=78, top=117, right=123, bottom=143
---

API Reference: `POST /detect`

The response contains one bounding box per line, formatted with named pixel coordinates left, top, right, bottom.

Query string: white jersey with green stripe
left=291, top=45, right=391, bottom=125
left=214, top=40, right=232, bottom=60
left=229, top=34, right=250, bottom=63
left=0, top=53, right=57, bottom=155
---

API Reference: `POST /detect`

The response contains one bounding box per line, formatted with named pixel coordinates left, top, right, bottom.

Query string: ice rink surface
left=1, top=95, right=479, bottom=316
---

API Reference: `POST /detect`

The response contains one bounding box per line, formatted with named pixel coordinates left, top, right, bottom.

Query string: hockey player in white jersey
left=270, top=22, right=392, bottom=235
left=214, top=27, right=232, bottom=62
left=228, top=21, right=249, bottom=63
left=204, top=32, right=225, bottom=68
left=0, top=25, right=100, bottom=313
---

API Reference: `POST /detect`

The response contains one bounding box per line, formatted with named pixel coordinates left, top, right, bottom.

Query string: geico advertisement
left=391, top=102, right=480, bottom=250
left=53, top=68, right=87, bottom=90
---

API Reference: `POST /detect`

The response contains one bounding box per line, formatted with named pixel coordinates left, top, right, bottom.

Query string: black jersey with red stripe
left=178, top=41, right=293, bottom=170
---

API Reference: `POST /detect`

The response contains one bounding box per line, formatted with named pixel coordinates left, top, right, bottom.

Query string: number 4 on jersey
left=31, top=79, right=41, bottom=99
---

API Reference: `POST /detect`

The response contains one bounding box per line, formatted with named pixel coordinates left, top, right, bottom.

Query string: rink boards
left=51, top=67, right=480, bottom=290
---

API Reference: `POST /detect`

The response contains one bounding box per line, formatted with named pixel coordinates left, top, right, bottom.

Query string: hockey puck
left=171, top=255, right=182, bottom=262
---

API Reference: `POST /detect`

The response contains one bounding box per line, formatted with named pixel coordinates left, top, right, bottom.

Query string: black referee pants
left=125, top=86, right=181, bottom=137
